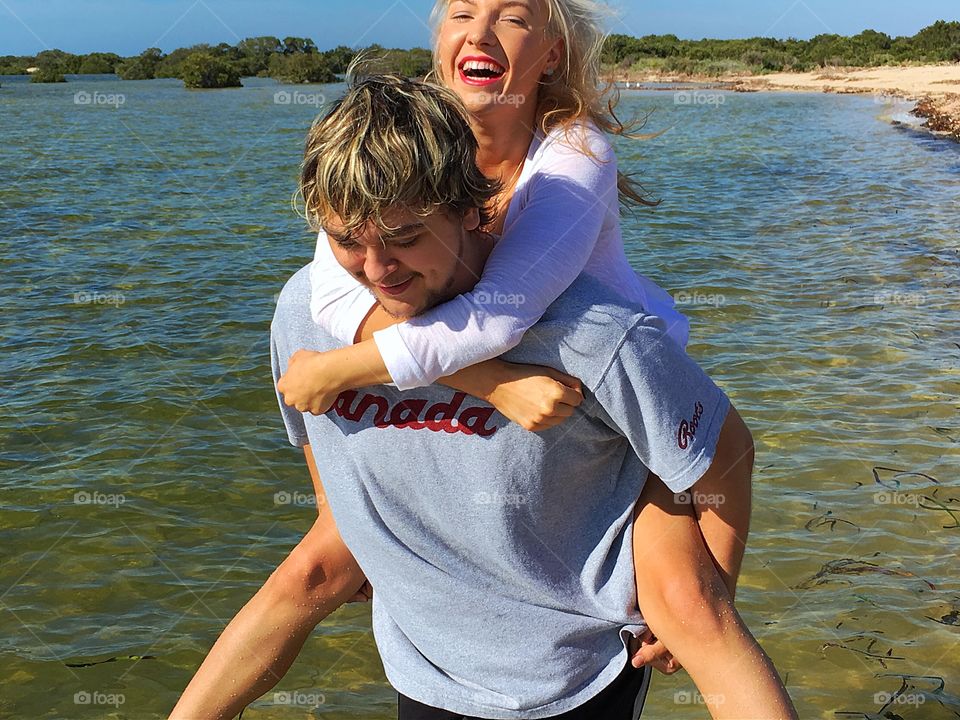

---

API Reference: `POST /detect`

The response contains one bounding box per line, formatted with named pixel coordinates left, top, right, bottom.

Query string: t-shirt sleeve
left=270, top=305, right=309, bottom=449
left=590, top=316, right=731, bottom=493
left=309, top=228, right=377, bottom=345
left=373, top=130, right=618, bottom=390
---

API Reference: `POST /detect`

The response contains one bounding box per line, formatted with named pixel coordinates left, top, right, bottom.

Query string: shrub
left=180, top=52, right=242, bottom=89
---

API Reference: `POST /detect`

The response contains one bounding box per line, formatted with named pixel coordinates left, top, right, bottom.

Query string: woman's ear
left=545, top=36, right=565, bottom=76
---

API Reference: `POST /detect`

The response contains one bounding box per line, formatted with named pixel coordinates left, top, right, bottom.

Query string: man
left=171, top=75, right=795, bottom=719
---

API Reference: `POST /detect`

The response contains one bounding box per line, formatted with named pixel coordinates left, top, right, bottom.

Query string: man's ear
left=462, top=206, right=481, bottom=232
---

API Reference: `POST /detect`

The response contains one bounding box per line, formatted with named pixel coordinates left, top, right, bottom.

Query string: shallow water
left=1, top=75, right=958, bottom=718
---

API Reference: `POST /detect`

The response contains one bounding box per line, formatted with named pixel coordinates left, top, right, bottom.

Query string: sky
left=0, top=0, right=957, bottom=57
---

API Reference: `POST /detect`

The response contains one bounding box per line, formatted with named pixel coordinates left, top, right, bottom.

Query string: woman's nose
left=466, top=16, right=497, bottom=47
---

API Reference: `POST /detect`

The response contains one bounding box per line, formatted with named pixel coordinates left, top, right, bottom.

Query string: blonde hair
left=299, top=74, right=500, bottom=238
left=428, top=0, right=656, bottom=207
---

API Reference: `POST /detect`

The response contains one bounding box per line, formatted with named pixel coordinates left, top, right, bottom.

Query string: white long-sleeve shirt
left=309, top=120, right=690, bottom=390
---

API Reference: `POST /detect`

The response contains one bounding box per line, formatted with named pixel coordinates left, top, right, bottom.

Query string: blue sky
left=1, top=0, right=956, bottom=56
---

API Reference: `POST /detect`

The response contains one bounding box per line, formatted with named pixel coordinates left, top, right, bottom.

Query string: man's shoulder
left=273, top=263, right=341, bottom=352
left=506, top=274, right=668, bottom=389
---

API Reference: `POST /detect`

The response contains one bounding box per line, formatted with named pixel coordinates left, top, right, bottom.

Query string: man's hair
left=299, top=74, right=500, bottom=237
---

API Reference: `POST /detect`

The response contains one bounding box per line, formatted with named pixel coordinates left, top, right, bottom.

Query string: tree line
left=3, top=20, right=957, bottom=87
left=0, top=38, right=432, bottom=87
left=602, top=20, right=960, bottom=77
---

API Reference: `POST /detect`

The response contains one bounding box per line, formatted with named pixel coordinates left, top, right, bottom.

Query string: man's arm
left=169, top=447, right=366, bottom=720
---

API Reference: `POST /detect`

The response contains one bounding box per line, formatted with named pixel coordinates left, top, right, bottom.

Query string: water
left=1, top=74, right=958, bottom=718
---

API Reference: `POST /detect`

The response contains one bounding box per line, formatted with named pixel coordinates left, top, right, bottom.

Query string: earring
left=544, top=67, right=555, bottom=76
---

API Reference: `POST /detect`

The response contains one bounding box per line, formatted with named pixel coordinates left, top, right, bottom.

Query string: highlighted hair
left=299, top=73, right=500, bottom=237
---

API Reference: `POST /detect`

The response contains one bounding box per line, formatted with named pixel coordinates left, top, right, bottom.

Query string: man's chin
left=374, top=294, right=422, bottom=321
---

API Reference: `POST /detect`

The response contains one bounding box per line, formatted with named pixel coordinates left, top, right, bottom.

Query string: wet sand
left=612, top=64, right=960, bottom=140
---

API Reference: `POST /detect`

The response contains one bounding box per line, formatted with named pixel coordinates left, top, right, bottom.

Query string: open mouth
left=458, top=57, right=506, bottom=86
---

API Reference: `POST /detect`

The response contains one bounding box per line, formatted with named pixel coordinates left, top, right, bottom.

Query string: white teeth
left=461, top=60, right=504, bottom=74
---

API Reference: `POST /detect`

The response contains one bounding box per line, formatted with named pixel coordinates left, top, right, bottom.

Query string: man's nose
left=363, top=245, right=399, bottom=284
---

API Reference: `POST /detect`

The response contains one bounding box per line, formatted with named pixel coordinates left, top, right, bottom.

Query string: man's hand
left=628, top=629, right=682, bottom=675
left=277, top=349, right=341, bottom=415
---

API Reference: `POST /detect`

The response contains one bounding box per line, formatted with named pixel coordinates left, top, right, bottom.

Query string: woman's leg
left=630, top=473, right=797, bottom=719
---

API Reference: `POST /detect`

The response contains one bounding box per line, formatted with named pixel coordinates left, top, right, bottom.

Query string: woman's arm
left=278, top=305, right=585, bottom=430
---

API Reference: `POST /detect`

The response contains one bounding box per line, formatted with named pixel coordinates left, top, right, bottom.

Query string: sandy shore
left=613, top=64, right=960, bottom=140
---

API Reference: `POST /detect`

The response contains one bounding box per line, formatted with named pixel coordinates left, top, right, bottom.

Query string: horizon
left=1, top=0, right=957, bottom=57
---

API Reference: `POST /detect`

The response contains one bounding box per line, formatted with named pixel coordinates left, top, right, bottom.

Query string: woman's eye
left=450, top=12, right=472, bottom=21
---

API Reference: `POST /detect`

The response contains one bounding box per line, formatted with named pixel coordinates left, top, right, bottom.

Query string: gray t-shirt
left=271, top=265, right=730, bottom=719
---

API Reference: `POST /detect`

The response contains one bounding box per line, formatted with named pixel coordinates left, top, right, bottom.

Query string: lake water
left=1, top=74, right=958, bottom=718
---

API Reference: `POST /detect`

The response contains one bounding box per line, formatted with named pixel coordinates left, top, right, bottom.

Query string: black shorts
left=397, top=660, right=651, bottom=720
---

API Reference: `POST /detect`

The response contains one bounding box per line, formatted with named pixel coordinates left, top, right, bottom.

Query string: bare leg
left=168, top=515, right=366, bottom=720
left=631, top=475, right=797, bottom=719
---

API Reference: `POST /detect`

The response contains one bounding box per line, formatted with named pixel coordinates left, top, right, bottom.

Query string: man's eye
left=395, top=236, right=418, bottom=248
left=336, top=240, right=358, bottom=250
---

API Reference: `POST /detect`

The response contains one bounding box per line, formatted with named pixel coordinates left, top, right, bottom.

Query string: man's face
left=324, top=205, right=481, bottom=320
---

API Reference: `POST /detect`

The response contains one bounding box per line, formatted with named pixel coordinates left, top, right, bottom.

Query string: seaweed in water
left=821, top=633, right=905, bottom=669
left=65, top=654, right=156, bottom=668
left=805, top=510, right=861, bottom=533
left=796, top=558, right=937, bottom=591
left=917, top=491, right=960, bottom=530
left=872, top=466, right=939, bottom=490
left=837, top=674, right=960, bottom=719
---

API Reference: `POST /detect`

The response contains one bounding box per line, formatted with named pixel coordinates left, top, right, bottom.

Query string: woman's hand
left=277, top=349, right=343, bottom=416
left=440, top=359, right=584, bottom=431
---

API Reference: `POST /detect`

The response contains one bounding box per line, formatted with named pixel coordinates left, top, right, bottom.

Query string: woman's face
left=436, top=0, right=563, bottom=117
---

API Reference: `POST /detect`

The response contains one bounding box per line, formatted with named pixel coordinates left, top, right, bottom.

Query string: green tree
left=179, top=52, right=242, bottom=88
left=269, top=52, right=334, bottom=83
left=117, top=47, right=164, bottom=80
left=282, top=36, right=318, bottom=55
left=78, top=52, right=121, bottom=74
left=30, top=66, right=66, bottom=83
left=322, top=45, right=357, bottom=74
left=237, top=36, right=282, bottom=75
